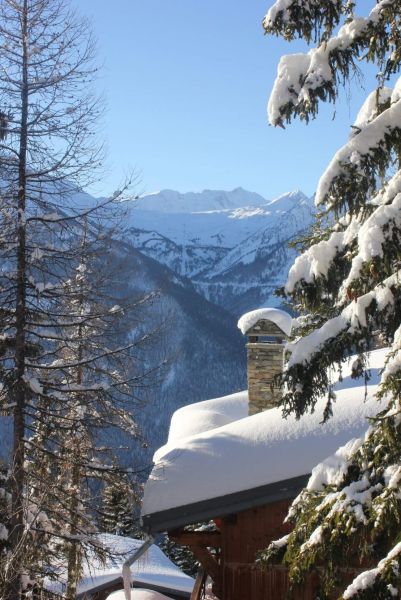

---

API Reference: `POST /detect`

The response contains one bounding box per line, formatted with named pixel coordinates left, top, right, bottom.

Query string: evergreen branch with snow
left=262, top=0, right=401, bottom=597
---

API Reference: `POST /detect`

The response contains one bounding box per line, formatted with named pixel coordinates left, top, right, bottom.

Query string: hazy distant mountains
left=128, top=188, right=315, bottom=316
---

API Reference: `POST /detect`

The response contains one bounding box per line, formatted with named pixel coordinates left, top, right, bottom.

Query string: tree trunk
left=7, top=1, right=29, bottom=597
left=65, top=280, right=85, bottom=600
left=65, top=461, right=81, bottom=600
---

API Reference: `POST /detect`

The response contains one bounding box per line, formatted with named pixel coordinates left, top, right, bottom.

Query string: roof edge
left=142, top=473, right=309, bottom=534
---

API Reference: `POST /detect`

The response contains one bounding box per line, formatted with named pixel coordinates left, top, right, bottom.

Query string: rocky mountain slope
left=107, top=241, right=247, bottom=458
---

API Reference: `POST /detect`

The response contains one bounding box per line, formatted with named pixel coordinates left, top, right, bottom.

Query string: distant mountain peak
left=133, top=187, right=308, bottom=214
left=267, top=189, right=310, bottom=212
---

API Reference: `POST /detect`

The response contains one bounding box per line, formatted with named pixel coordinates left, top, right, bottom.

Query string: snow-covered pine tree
left=101, top=475, right=141, bottom=538
left=261, top=1, right=401, bottom=598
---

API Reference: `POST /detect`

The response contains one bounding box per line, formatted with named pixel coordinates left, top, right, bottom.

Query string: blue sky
left=77, top=1, right=377, bottom=199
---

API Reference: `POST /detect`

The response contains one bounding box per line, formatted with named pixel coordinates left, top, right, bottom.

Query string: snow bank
left=46, top=534, right=193, bottom=597
left=107, top=590, right=173, bottom=600
left=237, top=307, right=292, bottom=336
left=142, top=349, right=387, bottom=517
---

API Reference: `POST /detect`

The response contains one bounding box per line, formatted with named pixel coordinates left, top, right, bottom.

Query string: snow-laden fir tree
left=101, top=475, right=141, bottom=538
left=260, top=1, right=401, bottom=598
left=159, top=533, right=199, bottom=578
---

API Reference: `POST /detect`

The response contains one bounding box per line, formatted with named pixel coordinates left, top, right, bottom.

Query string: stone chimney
left=238, top=308, right=292, bottom=416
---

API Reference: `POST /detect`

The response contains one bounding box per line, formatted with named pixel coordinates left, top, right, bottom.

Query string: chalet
left=140, top=308, right=388, bottom=600
left=44, top=533, right=194, bottom=600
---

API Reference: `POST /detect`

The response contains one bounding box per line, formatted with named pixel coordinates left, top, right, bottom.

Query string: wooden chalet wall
left=222, top=565, right=317, bottom=600
left=219, top=499, right=319, bottom=600
left=172, top=498, right=327, bottom=600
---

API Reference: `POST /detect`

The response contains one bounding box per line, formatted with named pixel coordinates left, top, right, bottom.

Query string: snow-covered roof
left=45, top=534, right=193, bottom=597
left=237, top=307, right=292, bottom=336
left=107, top=590, right=173, bottom=600
left=142, top=348, right=387, bottom=528
left=159, top=390, right=248, bottom=457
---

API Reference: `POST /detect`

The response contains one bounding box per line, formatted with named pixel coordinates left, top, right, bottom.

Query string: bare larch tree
left=0, top=0, right=155, bottom=597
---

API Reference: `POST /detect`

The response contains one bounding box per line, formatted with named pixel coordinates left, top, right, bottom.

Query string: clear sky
left=76, top=0, right=377, bottom=200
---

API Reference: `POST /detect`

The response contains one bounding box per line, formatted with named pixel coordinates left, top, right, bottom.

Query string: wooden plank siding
left=220, top=499, right=292, bottom=565
left=223, top=564, right=318, bottom=600
left=218, top=500, right=300, bottom=599
left=169, top=500, right=299, bottom=599
left=169, top=498, right=385, bottom=599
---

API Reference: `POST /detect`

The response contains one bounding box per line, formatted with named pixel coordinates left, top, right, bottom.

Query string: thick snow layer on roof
left=46, top=534, right=193, bottom=596
left=107, top=590, right=173, bottom=600
left=142, top=348, right=387, bottom=517
left=237, top=307, right=292, bottom=336
left=159, top=390, right=248, bottom=457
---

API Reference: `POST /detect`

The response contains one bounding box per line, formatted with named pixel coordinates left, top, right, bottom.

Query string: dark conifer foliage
left=101, top=476, right=142, bottom=538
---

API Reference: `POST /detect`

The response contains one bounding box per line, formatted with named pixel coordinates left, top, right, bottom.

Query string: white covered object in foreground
left=237, top=307, right=292, bottom=336
left=46, top=534, right=193, bottom=597
left=107, top=589, right=173, bottom=600
left=143, top=348, right=387, bottom=517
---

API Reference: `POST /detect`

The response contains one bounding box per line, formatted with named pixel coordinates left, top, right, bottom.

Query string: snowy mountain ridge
left=134, top=187, right=269, bottom=213
left=128, top=188, right=315, bottom=315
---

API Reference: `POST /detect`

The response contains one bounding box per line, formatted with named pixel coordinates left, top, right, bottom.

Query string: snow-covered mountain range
left=127, top=188, right=314, bottom=315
